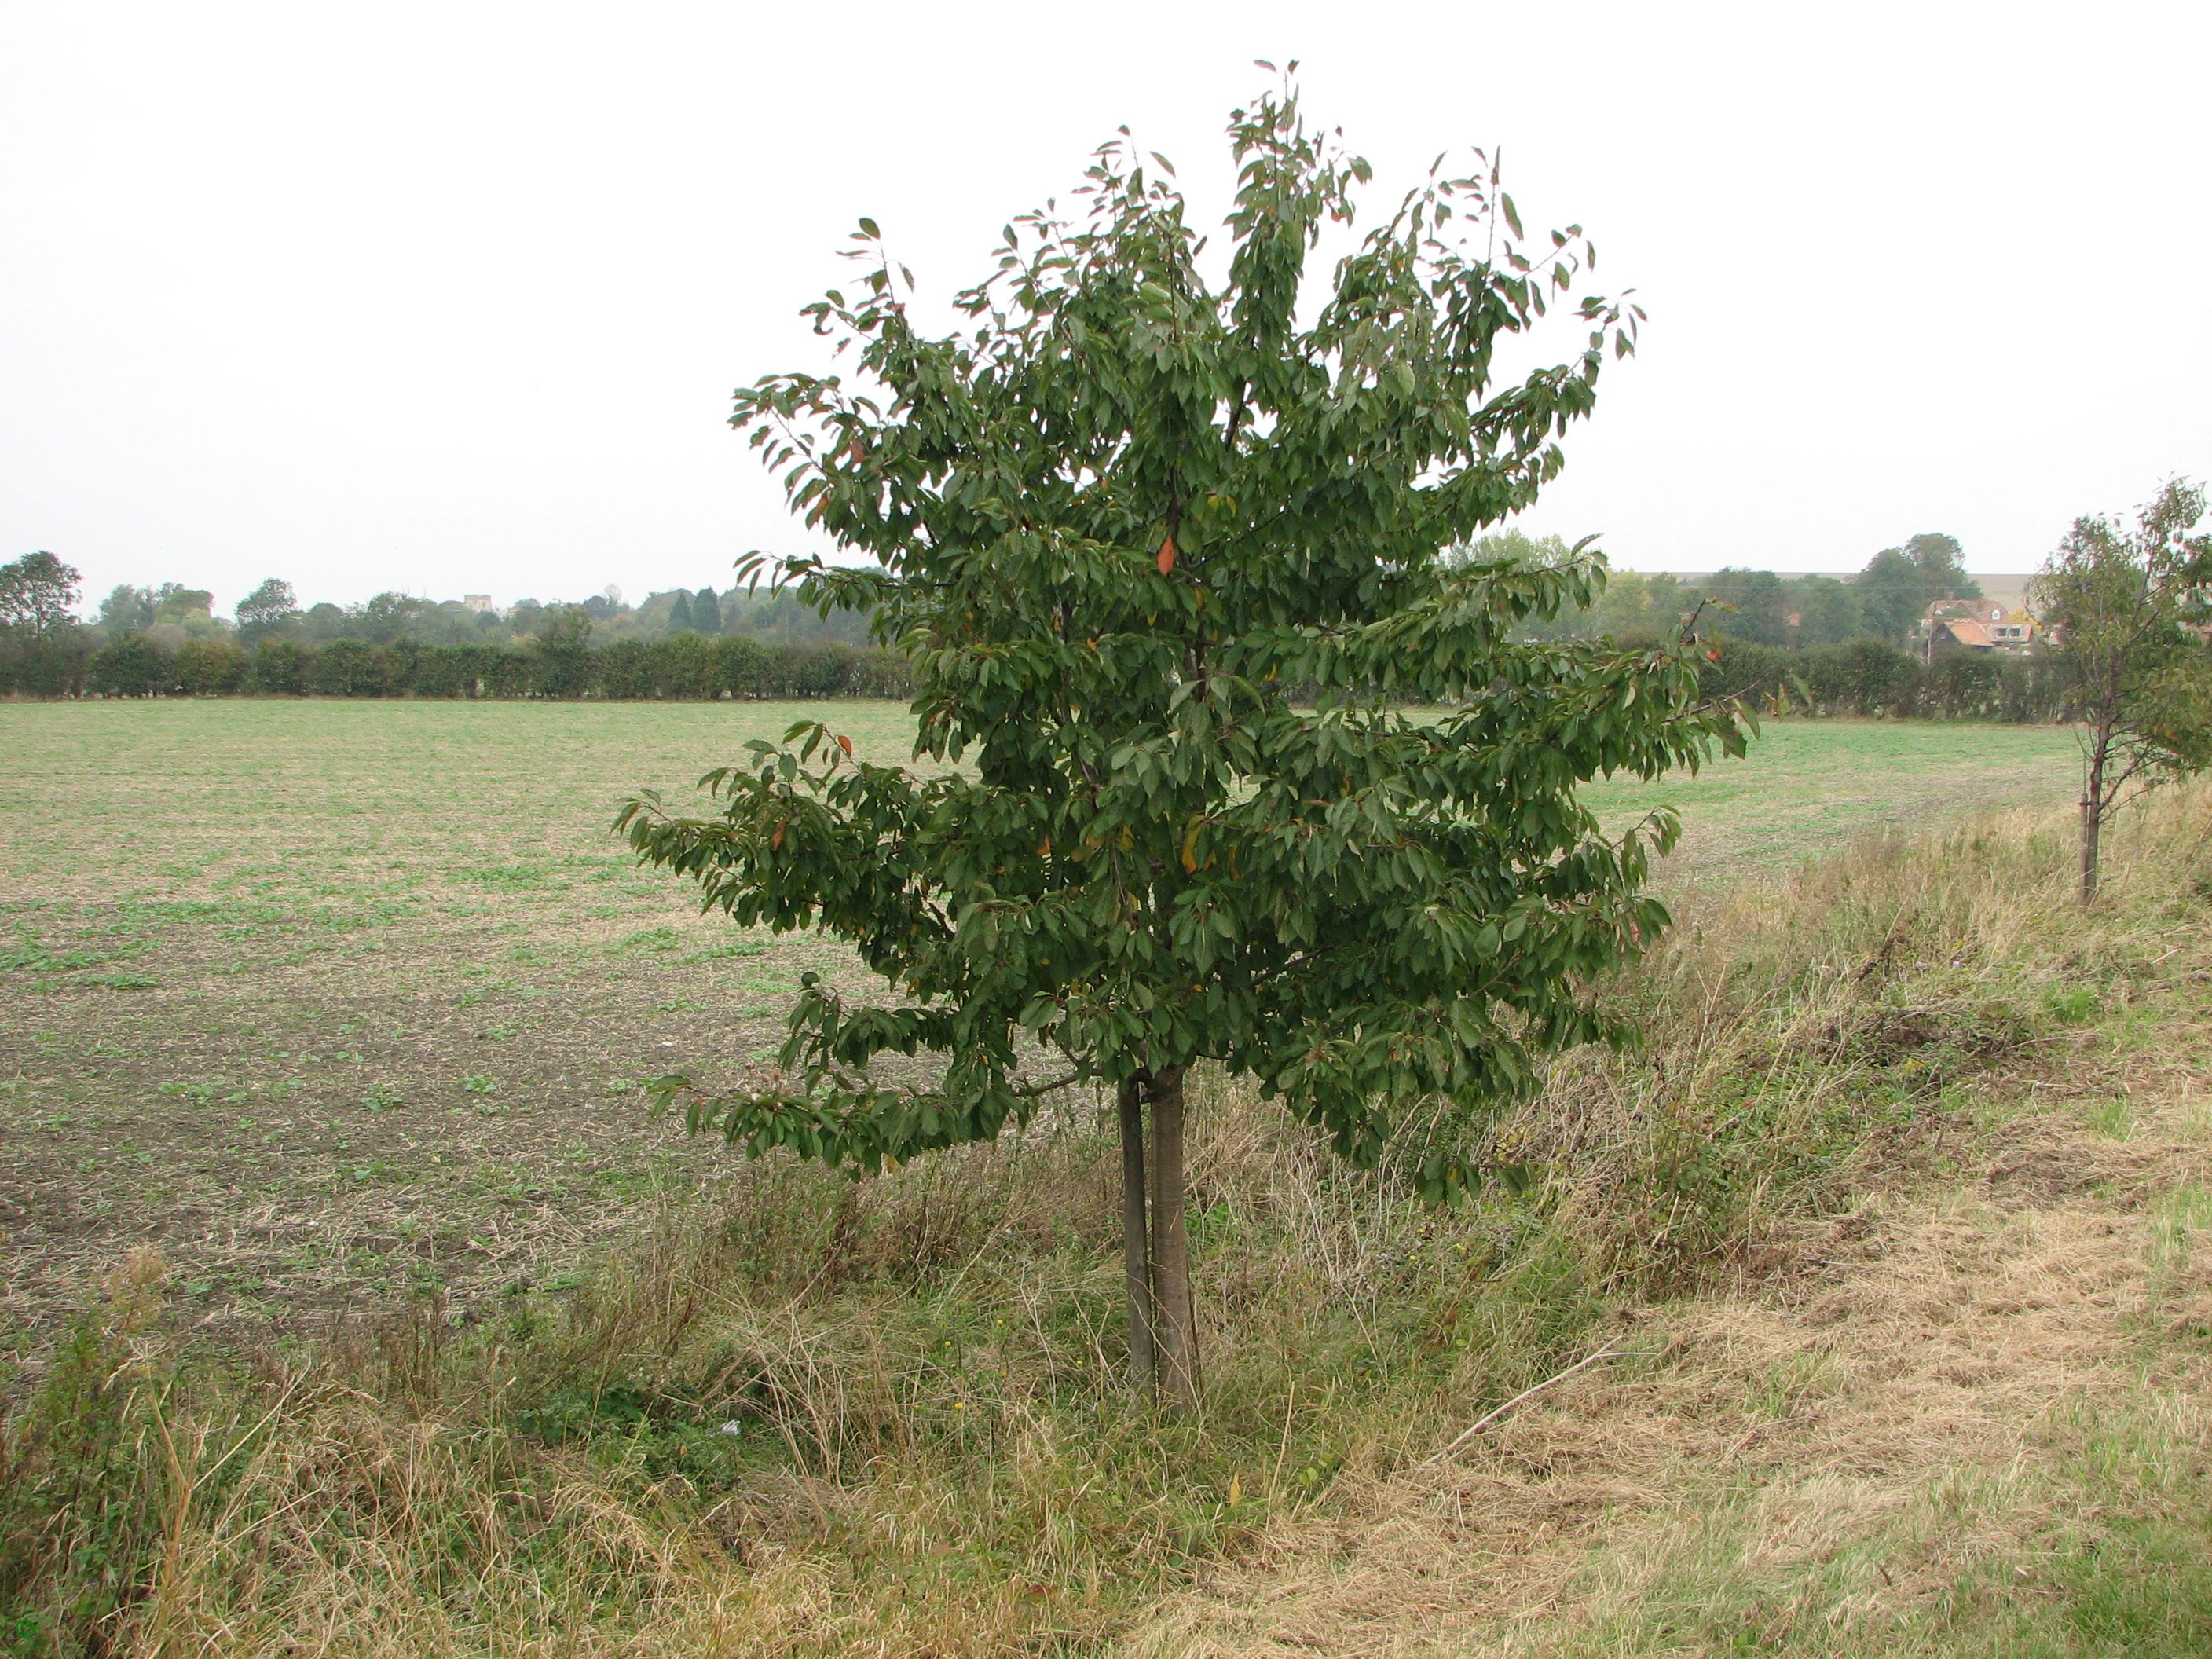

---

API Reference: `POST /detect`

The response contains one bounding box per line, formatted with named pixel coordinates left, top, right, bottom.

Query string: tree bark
left=2082, top=734, right=2108, bottom=903
left=1147, top=1065, right=1199, bottom=1408
left=1116, top=1077, right=1155, bottom=1389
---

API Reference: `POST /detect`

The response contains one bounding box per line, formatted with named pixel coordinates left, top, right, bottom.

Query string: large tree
left=234, top=577, right=299, bottom=644
left=0, top=552, right=81, bottom=639
left=693, top=586, right=723, bottom=635
left=1701, top=566, right=1793, bottom=646
left=1794, top=574, right=1865, bottom=646
left=622, top=84, right=1748, bottom=1404
left=1854, top=533, right=1979, bottom=646
left=95, top=584, right=155, bottom=637
left=2034, top=479, right=2212, bottom=900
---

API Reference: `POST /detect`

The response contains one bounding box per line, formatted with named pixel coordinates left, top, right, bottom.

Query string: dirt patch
left=0, top=700, right=912, bottom=1354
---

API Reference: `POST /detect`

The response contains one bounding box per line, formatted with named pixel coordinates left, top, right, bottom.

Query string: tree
left=533, top=604, right=595, bottom=696
left=1853, top=548, right=1925, bottom=646
left=1794, top=575, right=1863, bottom=646
left=235, top=578, right=299, bottom=645
left=1701, top=567, right=1792, bottom=646
left=1452, top=528, right=1577, bottom=569
left=620, top=84, right=1747, bottom=1406
left=694, top=586, right=723, bottom=635
left=666, top=590, right=696, bottom=632
left=1590, top=569, right=1684, bottom=643
left=1903, top=533, right=1979, bottom=602
left=357, top=591, right=433, bottom=643
left=95, top=584, right=155, bottom=637
left=152, top=584, right=215, bottom=623
left=2034, top=479, right=2212, bottom=900
left=1853, top=533, right=1979, bottom=646
left=1453, top=531, right=1588, bottom=642
left=0, top=552, right=82, bottom=638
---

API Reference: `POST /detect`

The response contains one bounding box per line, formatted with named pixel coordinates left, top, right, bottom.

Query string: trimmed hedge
left=1696, top=637, right=2070, bottom=722
left=0, top=633, right=919, bottom=702
left=2, top=629, right=2070, bottom=724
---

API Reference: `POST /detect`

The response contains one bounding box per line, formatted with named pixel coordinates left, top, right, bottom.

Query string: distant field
left=0, top=701, right=2083, bottom=1351
left=1579, top=716, right=2081, bottom=886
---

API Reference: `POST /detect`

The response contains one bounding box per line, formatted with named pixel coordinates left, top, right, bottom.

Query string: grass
left=1575, top=716, right=2085, bottom=885
left=2, top=698, right=2199, bottom=1656
left=0, top=701, right=2081, bottom=1346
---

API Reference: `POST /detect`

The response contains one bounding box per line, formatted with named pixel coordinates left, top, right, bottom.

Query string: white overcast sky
left=4, top=2, right=2207, bottom=615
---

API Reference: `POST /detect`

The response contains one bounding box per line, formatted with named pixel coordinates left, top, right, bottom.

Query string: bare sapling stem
left=1148, top=1065, right=1198, bottom=1408
left=1117, top=1076, right=1155, bottom=1389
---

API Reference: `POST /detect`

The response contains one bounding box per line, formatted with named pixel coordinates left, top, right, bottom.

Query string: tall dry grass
left=5, top=787, right=2208, bottom=1657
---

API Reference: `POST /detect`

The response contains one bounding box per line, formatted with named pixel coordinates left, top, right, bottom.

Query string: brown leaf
left=1158, top=533, right=1177, bottom=574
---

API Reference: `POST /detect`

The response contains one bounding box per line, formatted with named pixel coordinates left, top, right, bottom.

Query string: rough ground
left=1127, top=995, right=2212, bottom=1654
left=1, top=703, right=2079, bottom=1367
left=0, top=701, right=903, bottom=1355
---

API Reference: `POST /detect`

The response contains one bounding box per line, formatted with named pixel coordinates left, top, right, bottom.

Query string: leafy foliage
left=1855, top=533, right=1981, bottom=647
left=0, top=552, right=81, bottom=640
left=233, top=577, right=299, bottom=645
left=2035, top=478, right=2212, bottom=897
left=622, top=82, right=1750, bottom=1204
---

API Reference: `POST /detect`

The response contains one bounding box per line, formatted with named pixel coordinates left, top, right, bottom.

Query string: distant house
left=1920, top=599, right=2037, bottom=662
left=463, top=594, right=496, bottom=614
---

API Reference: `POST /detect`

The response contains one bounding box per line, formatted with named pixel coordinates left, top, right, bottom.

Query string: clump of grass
left=0, top=1093, right=1610, bottom=1653
left=1501, top=789, right=2212, bottom=1289
left=4, top=789, right=2207, bottom=1655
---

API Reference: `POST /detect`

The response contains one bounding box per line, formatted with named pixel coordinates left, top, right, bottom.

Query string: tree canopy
left=0, top=552, right=81, bottom=639
left=621, top=80, right=1749, bottom=1397
left=234, top=578, right=300, bottom=644
left=2035, top=478, right=2212, bottom=899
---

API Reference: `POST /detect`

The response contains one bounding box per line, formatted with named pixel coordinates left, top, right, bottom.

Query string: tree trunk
left=2082, top=736, right=2108, bottom=903
left=1116, top=1077, right=1155, bottom=1389
left=1147, top=1065, right=1199, bottom=1408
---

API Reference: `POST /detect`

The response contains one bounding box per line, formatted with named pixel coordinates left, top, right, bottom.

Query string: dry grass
left=1126, top=790, right=2212, bottom=1657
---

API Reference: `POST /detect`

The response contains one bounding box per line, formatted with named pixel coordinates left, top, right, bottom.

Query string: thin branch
left=1012, top=1071, right=1084, bottom=1100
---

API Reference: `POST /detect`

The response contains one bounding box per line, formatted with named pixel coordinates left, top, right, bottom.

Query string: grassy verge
left=4, top=786, right=2209, bottom=1657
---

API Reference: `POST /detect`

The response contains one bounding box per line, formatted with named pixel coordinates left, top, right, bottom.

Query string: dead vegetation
left=1130, top=793, right=2212, bottom=1657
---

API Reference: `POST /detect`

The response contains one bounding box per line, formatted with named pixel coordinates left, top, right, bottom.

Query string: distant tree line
left=1479, top=528, right=1992, bottom=649
left=0, top=557, right=914, bottom=701
left=1695, top=637, right=2068, bottom=721
left=0, top=538, right=2139, bottom=726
